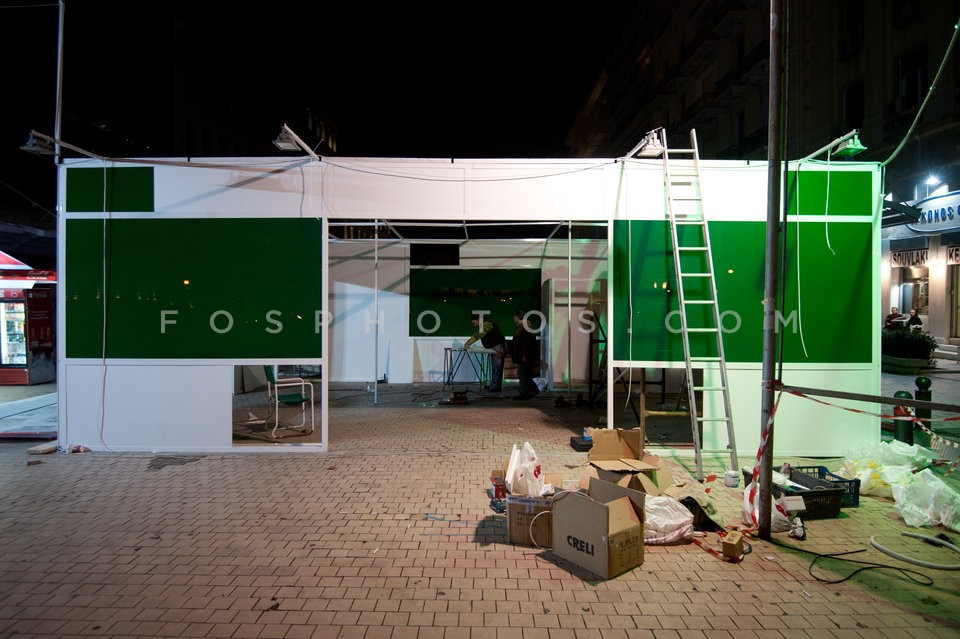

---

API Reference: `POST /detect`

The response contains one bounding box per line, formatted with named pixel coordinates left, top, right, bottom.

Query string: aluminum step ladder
left=658, top=128, right=738, bottom=481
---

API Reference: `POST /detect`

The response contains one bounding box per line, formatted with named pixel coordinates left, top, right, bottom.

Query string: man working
left=464, top=312, right=506, bottom=393
left=510, top=309, right=541, bottom=400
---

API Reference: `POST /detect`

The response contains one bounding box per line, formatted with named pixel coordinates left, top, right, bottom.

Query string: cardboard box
left=552, top=477, right=645, bottom=579
left=493, top=452, right=563, bottom=546
left=587, top=427, right=649, bottom=472
left=584, top=429, right=676, bottom=496
left=588, top=428, right=675, bottom=493
left=722, top=531, right=744, bottom=560
left=506, top=494, right=554, bottom=546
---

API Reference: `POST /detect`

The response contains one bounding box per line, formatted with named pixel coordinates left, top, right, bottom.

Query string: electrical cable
left=765, top=537, right=934, bottom=585
left=870, top=532, right=960, bottom=570
left=97, top=160, right=113, bottom=452
left=883, top=16, right=960, bottom=167
left=528, top=489, right=595, bottom=549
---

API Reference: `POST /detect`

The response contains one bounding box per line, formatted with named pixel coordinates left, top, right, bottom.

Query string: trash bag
left=891, top=468, right=960, bottom=532
left=644, top=495, right=694, bottom=545
left=741, top=481, right=794, bottom=532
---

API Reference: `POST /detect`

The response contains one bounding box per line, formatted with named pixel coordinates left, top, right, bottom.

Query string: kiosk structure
left=57, top=151, right=882, bottom=455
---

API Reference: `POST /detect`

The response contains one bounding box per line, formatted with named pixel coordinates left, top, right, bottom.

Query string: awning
left=0, top=269, right=56, bottom=290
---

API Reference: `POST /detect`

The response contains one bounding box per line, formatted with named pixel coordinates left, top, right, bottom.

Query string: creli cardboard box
left=586, top=428, right=676, bottom=496
left=552, top=477, right=645, bottom=579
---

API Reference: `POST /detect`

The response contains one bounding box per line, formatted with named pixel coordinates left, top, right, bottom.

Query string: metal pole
left=567, top=220, right=573, bottom=397
left=759, top=0, right=784, bottom=540
left=373, top=219, right=379, bottom=405
left=54, top=0, right=64, bottom=164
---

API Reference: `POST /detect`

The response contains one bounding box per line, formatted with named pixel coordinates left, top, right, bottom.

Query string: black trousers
left=516, top=361, right=540, bottom=396
left=488, top=344, right=505, bottom=392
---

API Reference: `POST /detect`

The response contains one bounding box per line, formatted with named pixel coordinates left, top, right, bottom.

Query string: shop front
left=882, top=190, right=960, bottom=342
left=0, top=267, right=57, bottom=385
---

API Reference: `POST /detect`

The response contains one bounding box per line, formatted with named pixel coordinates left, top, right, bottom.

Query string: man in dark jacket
left=464, top=312, right=507, bottom=392
left=510, top=309, right=541, bottom=400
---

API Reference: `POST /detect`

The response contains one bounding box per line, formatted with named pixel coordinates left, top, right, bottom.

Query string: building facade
left=567, top=0, right=960, bottom=340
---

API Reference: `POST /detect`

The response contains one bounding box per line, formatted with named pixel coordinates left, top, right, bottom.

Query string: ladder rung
left=671, top=197, right=701, bottom=201
left=696, top=417, right=733, bottom=422
left=677, top=247, right=708, bottom=251
left=682, top=300, right=714, bottom=304
left=693, top=386, right=727, bottom=392
left=686, top=328, right=719, bottom=333
left=667, top=148, right=696, bottom=153
left=674, top=219, right=706, bottom=225
left=680, top=273, right=711, bottom=277
left=690, top=356, right=721, bottom=362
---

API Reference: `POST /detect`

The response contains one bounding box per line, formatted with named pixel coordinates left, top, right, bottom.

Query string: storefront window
left=952, top=264, right=960, bottom=338
left=900, top=266, right=928, bottom=315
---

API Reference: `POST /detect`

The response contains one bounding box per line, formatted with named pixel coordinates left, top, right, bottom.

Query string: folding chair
left=262, top=365, right=314, bottom=438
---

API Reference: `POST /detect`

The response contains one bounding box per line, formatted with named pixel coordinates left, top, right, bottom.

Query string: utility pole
left=54, top=0, right=64, bottom=164
left=759, top=0, right=784, bottom=539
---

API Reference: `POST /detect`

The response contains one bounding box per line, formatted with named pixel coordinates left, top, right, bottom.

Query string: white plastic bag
left=741, top=481, right=794, bottom=532
left=510, top=442, right=543, bottom=497
left=644, top=495, right=694, bottom=545
left=504, top=444, right=520, bottom=494
left=891, top=468, right=960, bottom=531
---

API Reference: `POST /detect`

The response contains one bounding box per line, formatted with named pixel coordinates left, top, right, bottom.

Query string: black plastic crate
left=741, top=466, right=847, bottom=520
left=791, top=465, right=860, bottom=508
left=782, top=468, right=845, bottom=519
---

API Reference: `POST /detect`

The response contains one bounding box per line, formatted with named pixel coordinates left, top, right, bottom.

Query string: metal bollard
left=893, top=390, right=914, bottom=445
left=914, top=376, right=932, bottom=447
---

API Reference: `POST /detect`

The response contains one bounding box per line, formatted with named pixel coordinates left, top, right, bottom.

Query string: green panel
left=612, top=220, right=872, bottom=363
left=65, top=167, right=155, bottom=212
left=65, top=218, right=324, bottom=358
left=409, top=268, right=541, bottom=337
left=784, top=170, right=872, bottom=216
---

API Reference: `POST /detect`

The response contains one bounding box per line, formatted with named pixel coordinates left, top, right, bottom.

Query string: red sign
left=0, top=270, right=56, bottom=282
left=0, top=289, right=25, bottom=299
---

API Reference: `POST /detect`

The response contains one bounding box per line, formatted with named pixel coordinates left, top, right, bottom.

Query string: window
left=843, top=79, right=865, bottom=132
left=899, top=45, right=928, bottom=111
left=839, top=0, right=864, bottom=58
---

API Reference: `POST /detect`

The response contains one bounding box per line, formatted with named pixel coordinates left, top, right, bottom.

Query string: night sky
left=1, top=2, right=637, bottom=217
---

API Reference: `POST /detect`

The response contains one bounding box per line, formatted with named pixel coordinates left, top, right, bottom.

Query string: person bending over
left=464, top=312, right=506, bottom=392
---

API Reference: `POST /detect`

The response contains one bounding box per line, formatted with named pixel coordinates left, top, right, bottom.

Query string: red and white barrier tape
left=748, top=391, right=791, bottom=526
left=762, top=381, right=959, bottom=475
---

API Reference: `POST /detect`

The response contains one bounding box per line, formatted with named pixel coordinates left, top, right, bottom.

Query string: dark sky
left=1, top=2, right=636, bottom=218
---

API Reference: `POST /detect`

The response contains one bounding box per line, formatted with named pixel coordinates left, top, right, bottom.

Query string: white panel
left=62, top=364, right=233, bottom=452
left=468, top=162, right=612, bottom=218
left=323, top=161, right=467, bottom=218
left=718, top=366, right=879, bottom=459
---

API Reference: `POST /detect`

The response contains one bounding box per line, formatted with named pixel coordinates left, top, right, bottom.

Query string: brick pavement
left=1, top=386, right=959, bottom=638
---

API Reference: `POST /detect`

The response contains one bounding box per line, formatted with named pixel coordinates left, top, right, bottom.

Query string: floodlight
left=272, top=123, right=318, bottom=160
left=831, top=132, right=867, bottom=158
left=20, top=131, right=55, bottom=156
left=625, top=128, right=666, bottom=158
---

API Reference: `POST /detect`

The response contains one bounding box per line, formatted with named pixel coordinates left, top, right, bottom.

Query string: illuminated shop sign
left=906, top=191, right=960, bottom=233
left=891, top=245, right=960, bottom=266
left=890, top=249, right=928, bottom=268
